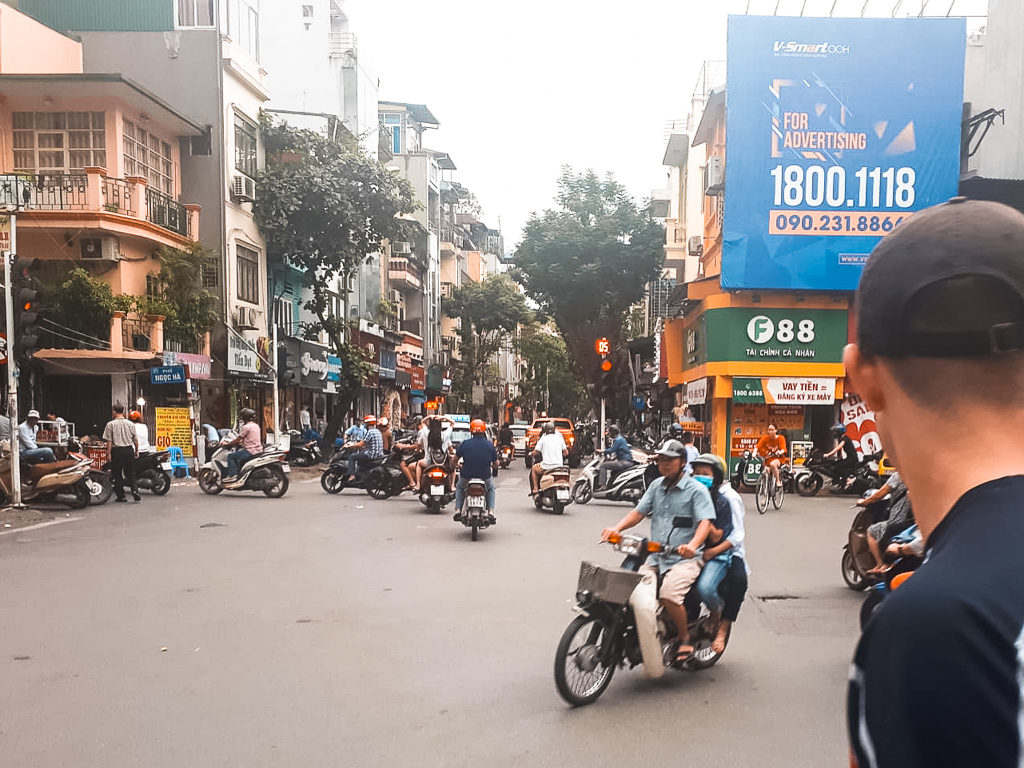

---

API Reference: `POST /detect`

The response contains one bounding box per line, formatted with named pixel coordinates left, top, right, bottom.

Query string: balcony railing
left=388, top=258, right=422, bottom=290
left=329, top=32, right=357, bottom=58
left=0, top=170, right=197, bottom=241
left=146, top=188, right=190, bottom=238
left=0, top=173, right=89, bottom=210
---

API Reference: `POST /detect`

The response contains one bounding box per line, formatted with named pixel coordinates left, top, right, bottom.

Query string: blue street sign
left=151, top=365, right=186, bottom=384
left=631, top=395, right=646, bottom=411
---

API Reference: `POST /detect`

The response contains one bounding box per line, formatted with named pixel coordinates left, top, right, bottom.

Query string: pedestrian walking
left=845, top=198, right=1024, bottom=768
left=103, top=405, right=140, bottom=502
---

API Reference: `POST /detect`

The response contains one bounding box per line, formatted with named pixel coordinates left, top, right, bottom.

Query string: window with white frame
left=12, top=112, right=106, bottom=173
left=273, top=295, right=295, bottom=336
left=123, top=119, right=174, bottom=195
left=236, top=244, right=260, bottom=305
left=177, top=0, right=214, bottom=28
left=227, top=0, right=260, bottom=61
left=234, top=113, right=258, bottom=179
left=381, top=113, right=402, bottom=156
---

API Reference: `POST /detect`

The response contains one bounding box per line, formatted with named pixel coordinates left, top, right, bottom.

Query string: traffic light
left=277, top=340, right=298, bottom=387
left=599, top=358, right=615, bottom=397
left=12, top=256, right=40, bottom=360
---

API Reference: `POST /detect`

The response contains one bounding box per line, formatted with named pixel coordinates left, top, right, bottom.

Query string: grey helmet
left=542, top=421, right=556, bottom=434
left=654, top=439, right=686, bottom=459
left=239, top=408, right=256, bottom=422
left=608, top=424, right=620, bottom=437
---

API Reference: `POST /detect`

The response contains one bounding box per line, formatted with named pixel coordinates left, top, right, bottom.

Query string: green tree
left=148, top=243, right=219, bottom=347
left=254, top=114, right=416, bottom=442
left=443, top=274, right=532, bottom=410
left=514, top=325, right=589, bottom=419
left=513, top=167, right=664, bottom=414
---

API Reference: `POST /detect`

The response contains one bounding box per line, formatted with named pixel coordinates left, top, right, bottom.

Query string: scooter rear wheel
left=86, top=472, right=113, bottom=506
left=842, top=547, right=868, bottom=591
left=366, top=470, right=391, bottom=500
left=64, top=481, right=91, bottom=510
left=553, top=501, right=566, bottom=515
left=262, top=466, right=289, bottom=498
left=554, top=614, right=617, bottom=706
left=150, top=472, right=171, bottom=496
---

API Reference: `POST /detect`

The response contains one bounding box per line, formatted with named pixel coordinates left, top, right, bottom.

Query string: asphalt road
left=0, top=462, right=864, bottom=768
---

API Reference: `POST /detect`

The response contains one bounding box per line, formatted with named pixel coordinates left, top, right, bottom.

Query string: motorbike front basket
left=577, top=561, right=643, bottom=605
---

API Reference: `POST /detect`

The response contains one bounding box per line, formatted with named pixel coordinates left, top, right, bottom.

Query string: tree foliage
left=514, top=325, right=589, bottom=419
left=442, top=274, right=531, bottom=408
left=149, top=243, right=219, bottom=345
left=513, top=167, right=664, bottom=411
left=254, top=113, right=417, bottom=355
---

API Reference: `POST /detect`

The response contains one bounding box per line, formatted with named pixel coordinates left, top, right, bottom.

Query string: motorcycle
left=366, top=446, right=421, bottom=500
left=198, top=433, right=290, bottom=497
left=319, top=443, right=385, bottom=494
left=67, top=437, right=113, bottom=506
left=859, top=540, right=921, bottom=630
left=100, top=450, right=173, bottom=496
left=574, top=421, right=597, bottom=458
left=286, top=430, right=322, bottom=467
left=0, top=451, right=92, bottom=509
left=534, top=465, right=573, bottom=515
left=794, top=449, right=884, bottom=497
left=553, top=530, right=727, bottom=706
left=572, top=448, right=654, bottom=505
left=498, top=443, right=514, bottom=469
left=457, top=477, right=495, bottom=541
left=841, top=493, right=893, bottom=590
left=418, top=449, right=456, bottom=513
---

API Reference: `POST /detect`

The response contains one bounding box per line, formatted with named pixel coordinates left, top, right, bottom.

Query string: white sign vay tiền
left=686, top=377, right=708, bottom=406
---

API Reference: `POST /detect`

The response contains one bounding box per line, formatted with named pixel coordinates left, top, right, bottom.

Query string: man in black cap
left=845, top=198, right=1024, bottom=768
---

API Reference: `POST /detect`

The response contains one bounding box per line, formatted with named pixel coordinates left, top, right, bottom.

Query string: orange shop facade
left=665, top=291, right=850, bottom=472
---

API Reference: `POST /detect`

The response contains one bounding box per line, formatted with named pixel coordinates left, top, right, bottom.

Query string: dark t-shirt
left=710, top=490, right=733, bottom=541
left=456, top=436, right=497, bottom=480
left=848, top=475, right=1024, bottom=768
left=839, top=435, right=858, bottom=461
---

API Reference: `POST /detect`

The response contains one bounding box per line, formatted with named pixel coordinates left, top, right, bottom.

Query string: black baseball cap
left=856, top=197, right=1024, bottom=358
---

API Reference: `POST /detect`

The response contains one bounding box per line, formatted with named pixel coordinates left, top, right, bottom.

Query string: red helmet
left=129, top=410, right=143, bottom=422
left=470, top=419, right=486, bottom=434
left=363, top=415, right=377, bottom=424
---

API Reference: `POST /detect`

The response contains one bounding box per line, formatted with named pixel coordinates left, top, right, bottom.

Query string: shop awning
left=33, top=348, right=160, bottom=375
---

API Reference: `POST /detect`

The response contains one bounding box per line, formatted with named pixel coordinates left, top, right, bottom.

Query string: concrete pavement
left=0, top=463, right=864, bottom=768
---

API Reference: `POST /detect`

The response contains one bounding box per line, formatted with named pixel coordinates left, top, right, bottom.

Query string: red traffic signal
left=600, top=359, right=613, bottom=372
left=594, top=337, right=609, bottom=355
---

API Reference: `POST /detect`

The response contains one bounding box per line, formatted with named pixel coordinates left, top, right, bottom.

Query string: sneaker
left=453, top=511, right=463, bottom=522
left=132, top=493, right=141, bottom=502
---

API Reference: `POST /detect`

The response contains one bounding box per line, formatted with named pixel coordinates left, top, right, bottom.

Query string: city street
left=1, top=463, right=864, bottom=768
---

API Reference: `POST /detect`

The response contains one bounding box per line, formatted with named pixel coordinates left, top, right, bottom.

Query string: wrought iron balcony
left=388, top=258, right=422, bottom=291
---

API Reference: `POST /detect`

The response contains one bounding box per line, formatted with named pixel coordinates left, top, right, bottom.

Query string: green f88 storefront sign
left=697, top=307, right=848, bottom=364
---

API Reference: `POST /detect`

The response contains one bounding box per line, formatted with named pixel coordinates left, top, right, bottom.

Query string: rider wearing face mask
left=601, top=439, right=716, bottom=664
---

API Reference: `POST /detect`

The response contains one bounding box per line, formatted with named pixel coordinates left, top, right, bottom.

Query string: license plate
left=430, top=485, right=444, bottom=496
left=556, top=489, right=571, bottom=500
left=281, top=464, right=291, bottom=473
left=160, top=462, right=172, bottom=471
left=468, top=496, right=485, bottom=508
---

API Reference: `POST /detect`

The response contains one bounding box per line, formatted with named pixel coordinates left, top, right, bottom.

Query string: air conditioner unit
left=80, top=237, right=121, bottom=261
left=687, top=235, right=703, bottom=257
left=703, top=156, right=724, bottom=196
left=392, top=241, right=411, bottom=255
left=440, top=281, right=454, bottom=299
left=235, top=306, right=259, bottom=328
left=442, top=335, right=455, bottom=350
left=231, top=174, right=256, bottom=203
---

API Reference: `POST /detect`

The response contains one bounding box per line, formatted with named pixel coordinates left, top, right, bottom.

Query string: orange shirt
left=756, top=434, right=787, bottom=458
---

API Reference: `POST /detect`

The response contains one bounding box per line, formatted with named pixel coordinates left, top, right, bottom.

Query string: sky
left=350, top=0, right=988, bottom=251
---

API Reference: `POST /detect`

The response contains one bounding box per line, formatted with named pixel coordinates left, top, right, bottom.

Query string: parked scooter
left=498, top=443, right=514, bottom=469
left=67, top=437, right=113, bottom=506
left=286, top=430, right=322, bottom=467
left=553, top=531, right=726, bottom=706
left=572, top=448, right=653, bottom=505
left=457, top=477, right=494, bottom=541
left=198, top=432, right=290, bottom=497
left=0, top=451, right=92, bottom=509
left=534, top=465, right=573, bottom=515
left=99, top=450, right=173, bottom=496
left=418, top=449, right=456, bottom=512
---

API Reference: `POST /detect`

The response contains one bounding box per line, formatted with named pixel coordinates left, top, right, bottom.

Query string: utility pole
left=272, top=322, right=280, bottom=444
left=2, top=213, right=23, bottom=507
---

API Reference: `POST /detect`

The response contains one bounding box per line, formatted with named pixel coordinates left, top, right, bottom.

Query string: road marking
left=0, top=516, right=84, bottom=536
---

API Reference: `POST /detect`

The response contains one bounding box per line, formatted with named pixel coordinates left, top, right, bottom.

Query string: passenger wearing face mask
left=690, top=452, right=748, bottom=655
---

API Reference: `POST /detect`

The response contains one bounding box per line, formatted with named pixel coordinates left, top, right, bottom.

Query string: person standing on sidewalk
left=103, top=405, right=139, bottom=503
left=846, top=198, right=1024, bottom=768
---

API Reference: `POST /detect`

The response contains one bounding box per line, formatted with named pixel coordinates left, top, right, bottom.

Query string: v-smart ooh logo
left=747, top=315, right=775, bottom=344
left=772, top=40, right=850, bottom=57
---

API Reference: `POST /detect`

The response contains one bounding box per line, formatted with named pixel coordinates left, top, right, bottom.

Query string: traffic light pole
left=4, top=215, right=23, bottom=507
left=599, top=395, right=605, bottom=459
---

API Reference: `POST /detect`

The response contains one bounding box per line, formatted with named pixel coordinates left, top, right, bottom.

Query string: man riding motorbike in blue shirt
left=597, top=424, right=632, bottom=490
left=454, top=419, right=499, bottom=524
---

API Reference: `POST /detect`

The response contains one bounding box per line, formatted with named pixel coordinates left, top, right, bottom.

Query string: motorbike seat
left=24, top=459, right=80, bottom=479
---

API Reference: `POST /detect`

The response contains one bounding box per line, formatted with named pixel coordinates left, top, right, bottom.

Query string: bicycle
left=755, top=452, right=788, bottom=514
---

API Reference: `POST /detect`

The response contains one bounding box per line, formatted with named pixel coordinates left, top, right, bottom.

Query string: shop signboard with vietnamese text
left=151, top=365, right=186, bottom=384
left=686, top=377, right=708, bottom=406
left=723, top=16, right=965, bottom=290
left=0, top=215, right=10, bottom=254
left=733, top=376, right=835, bottom=405
left=155, top=407, right=193, bottom=457
left=228, top=334, right=272, bottom=382
left=706, top=307, right=848, bottom=364
left=296, top=341, right=342, bottom=391
left=163, top=351, right=212, bottom=379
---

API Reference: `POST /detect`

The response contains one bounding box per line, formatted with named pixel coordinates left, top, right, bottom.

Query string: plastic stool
left=167, top=446, right=190, bottom=478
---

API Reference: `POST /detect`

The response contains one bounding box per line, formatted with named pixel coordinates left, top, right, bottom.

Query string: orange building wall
left=0, top=5, right=83, bottom=75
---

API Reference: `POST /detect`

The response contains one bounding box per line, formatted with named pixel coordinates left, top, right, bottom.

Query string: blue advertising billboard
left=722, top=16, right=965, bottom=290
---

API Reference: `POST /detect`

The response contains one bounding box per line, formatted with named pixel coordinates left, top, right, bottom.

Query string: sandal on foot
left=675, top=643, right=695, bottom=663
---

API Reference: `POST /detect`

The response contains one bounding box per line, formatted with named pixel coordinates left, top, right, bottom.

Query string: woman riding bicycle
left=755, top=423, right=788, bottom=489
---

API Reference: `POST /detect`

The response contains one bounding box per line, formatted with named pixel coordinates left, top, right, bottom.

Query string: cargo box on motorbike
left=577, top=561, right=643, bottom=604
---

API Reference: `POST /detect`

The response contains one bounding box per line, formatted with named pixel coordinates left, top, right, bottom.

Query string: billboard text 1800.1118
left=722, top=16, right=966, bottom=291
